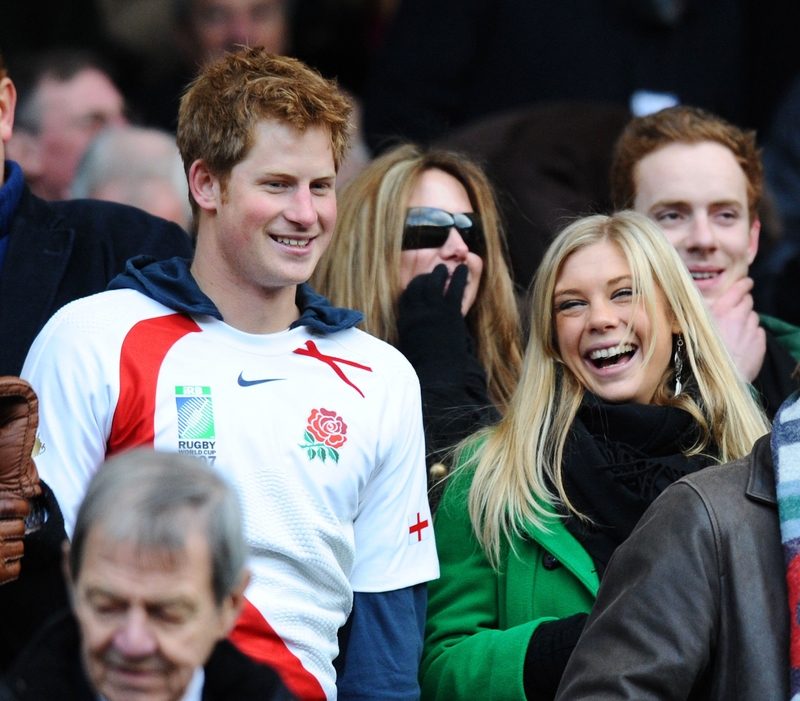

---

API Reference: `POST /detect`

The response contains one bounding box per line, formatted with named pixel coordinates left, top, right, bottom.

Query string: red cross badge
left=408, top=512, right=431, bottom=544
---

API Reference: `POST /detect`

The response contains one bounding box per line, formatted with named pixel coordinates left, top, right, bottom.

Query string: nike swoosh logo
left=237, top=373, right=286, bottom=387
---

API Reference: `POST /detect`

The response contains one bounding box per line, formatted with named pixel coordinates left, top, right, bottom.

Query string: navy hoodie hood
left=108, top=255, right=364, bottom=333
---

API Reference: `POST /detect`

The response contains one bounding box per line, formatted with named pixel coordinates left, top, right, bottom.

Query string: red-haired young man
left=22, top=47, right=438, bottom=701
left=611, top=105, right=800, bottom=418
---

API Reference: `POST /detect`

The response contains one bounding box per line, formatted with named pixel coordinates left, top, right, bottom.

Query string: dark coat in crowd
left=0, top=181, right=193, bottom=376
left=555, top=434, right=788, bottom=701
left=0, top=482, right=68, bottom=672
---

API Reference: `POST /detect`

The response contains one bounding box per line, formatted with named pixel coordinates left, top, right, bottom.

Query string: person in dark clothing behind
left=363, top=0, right=748, bottom=152
left=437, top=103, right=632, bottom=293
left=4, top=448, right=294, bottom=701
left=759, top=72, right=800, bottom=327
left=0, top=377, right=68, bottom=673
left=611, top=105, right=800, bottom=418
left=311, top=144, right=522, bottom=511
left=0, top=48, right=194, bottom=377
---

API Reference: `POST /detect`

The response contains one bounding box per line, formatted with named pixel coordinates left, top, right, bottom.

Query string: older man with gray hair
left=3, top=450, right=292, bottom=701
left=72, top=126, right=192, bottom=231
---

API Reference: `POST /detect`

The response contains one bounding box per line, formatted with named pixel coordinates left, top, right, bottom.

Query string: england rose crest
left=299, top=408, right=348, bottom=463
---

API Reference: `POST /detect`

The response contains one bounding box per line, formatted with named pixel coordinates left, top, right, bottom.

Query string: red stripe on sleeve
left=229, top=599, right=327, bottom=701
left=108, top=314, right=201, bottom=456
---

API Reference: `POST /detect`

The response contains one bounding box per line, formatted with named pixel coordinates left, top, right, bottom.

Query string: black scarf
left=561, top=392, right=715, bottom=577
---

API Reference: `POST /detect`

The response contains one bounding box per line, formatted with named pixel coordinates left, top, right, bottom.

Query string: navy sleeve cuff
left=334, top=584, right=427, bottom=701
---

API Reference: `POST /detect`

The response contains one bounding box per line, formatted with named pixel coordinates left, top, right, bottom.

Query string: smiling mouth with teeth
left=272, top=236, right=310, bottom=247
left=690, top=271, right=720, bottom=280
left=587, top=342, right=637, bottom=369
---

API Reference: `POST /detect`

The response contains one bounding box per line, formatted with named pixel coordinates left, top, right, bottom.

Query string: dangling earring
left=674, top=336, right=684, bottom=396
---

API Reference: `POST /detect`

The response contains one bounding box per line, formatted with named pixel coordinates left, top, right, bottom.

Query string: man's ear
left=0, top=77, right=16, bottom=144
left=219, top=568, right=251, bottom=637
left=188, top=160, right=221, bottom=214
left=746, top=217, right=761, bottom=266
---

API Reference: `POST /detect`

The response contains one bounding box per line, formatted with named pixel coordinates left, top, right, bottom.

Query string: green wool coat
left=420, top=460, right=599, bottom=701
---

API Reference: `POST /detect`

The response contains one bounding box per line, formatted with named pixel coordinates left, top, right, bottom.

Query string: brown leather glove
left=0, top=377, right=42, bottom=585
left=0, top=496, right=28, bottom=583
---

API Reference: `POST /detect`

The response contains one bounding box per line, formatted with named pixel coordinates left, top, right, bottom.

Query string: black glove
left=523, top=613, right=589, bottom=701
left=397, top=263, right=470, bottom=382
left=397, top=264, right=500, bottom=512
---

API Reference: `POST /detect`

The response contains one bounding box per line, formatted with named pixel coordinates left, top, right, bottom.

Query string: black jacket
left=0, top=482, right=68, bottom=672
left=3, top=610, right=295, bottom=701
left=555, top=434, right=788, bottom=701
left=0, top=181, right=193, bottom=376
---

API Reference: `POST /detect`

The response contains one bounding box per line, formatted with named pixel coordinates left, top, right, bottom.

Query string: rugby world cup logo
left=176, top=386, right=215, bottom=440
left=176, top=386, right=217, bottom=464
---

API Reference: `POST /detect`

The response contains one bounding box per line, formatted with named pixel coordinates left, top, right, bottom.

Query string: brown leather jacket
left=555, top=434, right=789, bottom=701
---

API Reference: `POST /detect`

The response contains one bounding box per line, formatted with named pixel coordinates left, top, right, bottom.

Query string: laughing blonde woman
left=420, top=211, right=769, bottom=701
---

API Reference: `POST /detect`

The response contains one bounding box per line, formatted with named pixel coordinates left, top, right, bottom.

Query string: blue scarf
left=0, top=160, right=25, bottom=279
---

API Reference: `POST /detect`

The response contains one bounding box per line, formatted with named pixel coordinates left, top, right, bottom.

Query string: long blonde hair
left=467, top=211, right=770, bottom=566
left=312, top=144, right=522, bottom=410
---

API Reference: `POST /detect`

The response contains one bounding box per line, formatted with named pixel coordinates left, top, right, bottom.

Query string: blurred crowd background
left=3, top=0, right=799, bottom=136
left=4, top=0, right=800, bottom=316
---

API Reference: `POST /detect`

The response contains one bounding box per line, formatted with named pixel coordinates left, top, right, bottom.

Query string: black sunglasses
left=402, top=207, right=484, bottom=255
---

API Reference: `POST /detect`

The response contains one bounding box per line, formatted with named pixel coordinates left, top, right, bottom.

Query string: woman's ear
left=665, top=297, right=682, bottom=335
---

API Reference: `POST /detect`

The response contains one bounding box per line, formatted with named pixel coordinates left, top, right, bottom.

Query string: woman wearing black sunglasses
left=312, top=144, right=522, bottom=510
